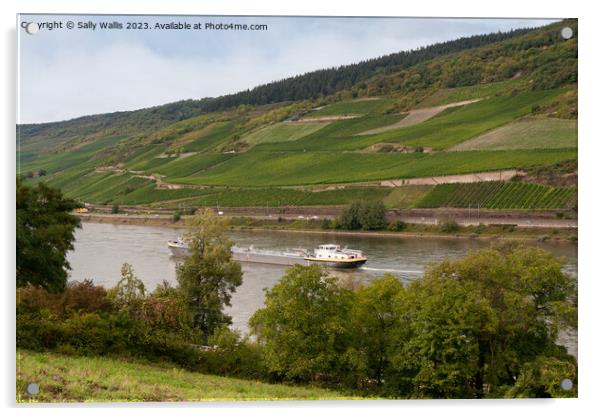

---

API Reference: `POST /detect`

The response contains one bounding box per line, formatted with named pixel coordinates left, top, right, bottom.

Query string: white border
left=2, top=1, right=600, bottom=415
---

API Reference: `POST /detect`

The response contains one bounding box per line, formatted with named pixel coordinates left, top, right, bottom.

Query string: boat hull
left=304, top=257, right=368, bottom=269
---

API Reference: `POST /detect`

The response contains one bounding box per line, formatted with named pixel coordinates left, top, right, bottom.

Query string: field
left=180, top=121, right=239, bottom=152
left=303, top=98, right=395, bottom=117
left=19, top=135, right=125, bottom=175
left=253, top=90, right=564, bottom=152
left=416, top=79, right=524, bottom=108
left=17, top=350, right=355, bottom=402
left=451, top=116, right=577, bottom=150
left=382, top=185, right=432, bottom=208
left=242, top=121, right=329, bottom=145
left=179, top=187, right=392, bottom=208
left=253, top=114, right=401, bottom=152
left=151, top=153, right=235, bottom=177
left=362, top=90, right=564, bottom=150
left=169, top=148, right=577, bottom=187
left=416, top=181, right=576, bottom=209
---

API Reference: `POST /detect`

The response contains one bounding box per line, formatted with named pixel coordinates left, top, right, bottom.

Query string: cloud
left=18, top=16, right=557, bottom=123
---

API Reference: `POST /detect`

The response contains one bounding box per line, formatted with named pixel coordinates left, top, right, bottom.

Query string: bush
left=438, top=219, right=460, bottom=233
left=337, top=201, right=388, bottom=231
left=388, top=220, right=407, bottom=232
left=198, top=326, right=265, bottom=379
left=172, top=210, right=182, bottom=223
left=111, top=203, right=120, bottom=214
left=320, top=218, right=333, bottom=229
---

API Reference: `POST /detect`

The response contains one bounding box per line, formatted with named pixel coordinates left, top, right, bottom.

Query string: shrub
left=320, top=218, right=333, bottom=229
left=337, top=201, right=387, bottom=231
left=438, top=219, right=460, bottom=233
left=111, top=203, right=120, bottom=214
left=199, top=326, right=265, bottom=379
left=172, top=210, right=182, bottom=223
left=17, top=280, right=113, bottom=318
left=388, top=220, right=407, bottom=232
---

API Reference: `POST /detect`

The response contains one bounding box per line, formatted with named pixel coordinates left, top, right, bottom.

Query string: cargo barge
left=167, top=240, right=367, bottom=269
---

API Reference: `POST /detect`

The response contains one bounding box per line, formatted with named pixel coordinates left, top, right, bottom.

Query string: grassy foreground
left=16, top=350, right=357, bottom=402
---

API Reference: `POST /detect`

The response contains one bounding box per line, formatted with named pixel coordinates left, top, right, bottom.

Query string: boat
left=167, top=239, right=367, bottom=269
left=303, top=244, right=368, bottom=269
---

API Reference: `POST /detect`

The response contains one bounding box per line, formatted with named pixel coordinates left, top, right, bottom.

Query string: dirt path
left=289, top=115, right=360, bottom=124
left=357, top=98, right=482, bottom=135
left=381, top=169, right=523, bottom=186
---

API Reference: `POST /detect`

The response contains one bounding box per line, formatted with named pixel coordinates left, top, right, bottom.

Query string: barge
left=167, top=240, right=367, bottom=269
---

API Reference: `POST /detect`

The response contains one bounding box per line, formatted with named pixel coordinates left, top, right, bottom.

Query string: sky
left=17, top=15, right=558, bottom=124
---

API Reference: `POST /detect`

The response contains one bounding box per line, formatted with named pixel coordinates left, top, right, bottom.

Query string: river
left=67, top=222, right=577, bottom=355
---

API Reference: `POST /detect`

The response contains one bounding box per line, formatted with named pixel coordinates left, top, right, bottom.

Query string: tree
left=505, top=356, right=577, bottom=398
left=112, top=263, right=146, bottom=311
left=347, top=275, right=404, bottom=391
left=176, top=209, right=242, bottom=344
left=337, top=201, right=388, bottom=231
left=16, top=179, right=81, bottom=292
left=249, top=265, right=353, bottom=383
left=389, top=243, right=577, bottom=398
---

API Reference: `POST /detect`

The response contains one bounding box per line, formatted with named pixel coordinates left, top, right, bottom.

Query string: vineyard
left=417, top=181, right=576, bottom=210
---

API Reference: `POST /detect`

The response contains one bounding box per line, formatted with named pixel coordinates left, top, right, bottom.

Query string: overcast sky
left=17, top=15, right=557, bottom=124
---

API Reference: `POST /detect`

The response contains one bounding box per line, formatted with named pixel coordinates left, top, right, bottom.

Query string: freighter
left=167, top=239, right=367, bottom=269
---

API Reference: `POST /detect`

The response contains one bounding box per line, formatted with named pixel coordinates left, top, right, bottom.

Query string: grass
left=416, top=78, right=524, bottom=108
left=242, top=122, right=329, bottom=145
left=19, top=135, right=125, bottom=175
left=181, top=121, right=239, bottom=152
left=255, top=90, right=564, bottom=152
left=450, top=116, right=577, bottom=150
left=416, top=181, right=576, bottom=210
left=303, top=98, right=395, bottom=117
left=168, top=148, right=577, bottom=186
left=16, top=350, right=355, bottom=402
left=152, top=153, right=235, bottom=177
left=180, top=187, right=392, bottom=208
left=382, top=185, right=432, bottom=209
left=253, top=114, right=401, bottom=152
left=363, top=90, right=564, bottom=150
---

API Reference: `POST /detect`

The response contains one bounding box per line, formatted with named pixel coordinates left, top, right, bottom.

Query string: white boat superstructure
left=303, top=244, right=368, bottom=268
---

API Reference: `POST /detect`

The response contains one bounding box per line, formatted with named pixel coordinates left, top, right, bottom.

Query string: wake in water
left=360, top=266, right=423, bottom=275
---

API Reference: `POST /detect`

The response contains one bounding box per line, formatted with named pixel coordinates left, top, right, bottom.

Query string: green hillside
left=17, top=20, right=578, bottom=212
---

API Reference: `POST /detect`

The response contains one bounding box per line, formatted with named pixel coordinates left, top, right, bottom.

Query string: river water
left=67, top=223, right=577, bottom=354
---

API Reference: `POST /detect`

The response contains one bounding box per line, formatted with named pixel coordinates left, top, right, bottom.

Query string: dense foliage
left=17, top=242, right=577, bottom=398
left=250, top=244, right=577, bottom=398
left=177, top=210, right=243, bottom=343
left=336, top=201, right=388, bottom=230
left=16, top=179, right=81, bottom=292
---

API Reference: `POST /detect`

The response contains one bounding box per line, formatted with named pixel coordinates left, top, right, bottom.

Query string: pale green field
left=17, top=350, right=357, bottom=402
left=382, top=185, right=432, bottom=209
left=451, top=116, right=577, bottom=151
left=416, top=79, right=524, bottom=108
left=242, top=121, right=329, bottom=145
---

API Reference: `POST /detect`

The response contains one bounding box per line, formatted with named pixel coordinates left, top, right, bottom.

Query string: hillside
left=17, top=19, right=577, bottom=213
left=17, top=350, right=355, bottom=402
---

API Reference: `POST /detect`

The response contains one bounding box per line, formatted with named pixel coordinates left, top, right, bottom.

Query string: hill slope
left=17, top=19, right=577, bottom=212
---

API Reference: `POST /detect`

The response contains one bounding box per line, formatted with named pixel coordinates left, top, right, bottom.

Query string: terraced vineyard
left=170, top=148, right=576, bottom=187
left=17, top=20, right=578, bottom=211
left=302, top=98, right=395, bottom=118
left=417, top=181, right=576, bottom=209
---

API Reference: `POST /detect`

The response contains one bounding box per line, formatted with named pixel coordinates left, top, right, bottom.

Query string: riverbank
left=77, top=213, right=578, bottom=242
